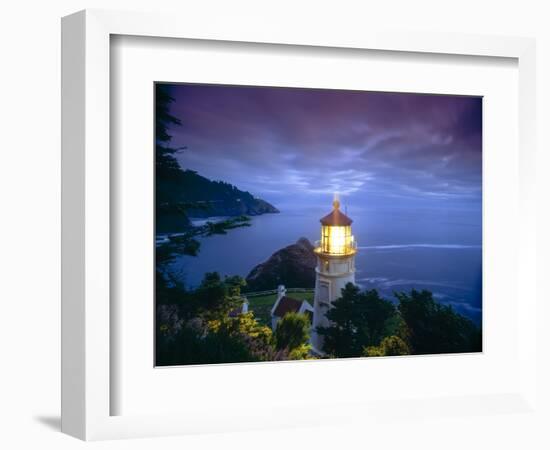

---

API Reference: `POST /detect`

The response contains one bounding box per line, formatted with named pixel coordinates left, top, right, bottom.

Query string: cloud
left=164, top=84, right=482, bottom=209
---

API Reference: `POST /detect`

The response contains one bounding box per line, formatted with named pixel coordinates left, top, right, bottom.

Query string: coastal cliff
left=157, top=169, right=279, bottom=233
left=245, top=237, right=317, bottom=292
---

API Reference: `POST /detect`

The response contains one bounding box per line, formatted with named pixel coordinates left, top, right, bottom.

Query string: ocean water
left=165, top=205, right=482, bottom=323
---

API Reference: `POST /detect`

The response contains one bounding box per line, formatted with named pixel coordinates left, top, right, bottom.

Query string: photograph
left=155, top=83, right=483, bottom=366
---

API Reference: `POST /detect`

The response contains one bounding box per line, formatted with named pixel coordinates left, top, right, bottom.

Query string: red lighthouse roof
left=320, top=198, right=353, bottom=226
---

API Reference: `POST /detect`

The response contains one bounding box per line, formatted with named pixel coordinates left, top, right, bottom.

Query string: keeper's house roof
left=272, top=296, right=303, bottom=318
left=320, top=208, right=352, bottom=226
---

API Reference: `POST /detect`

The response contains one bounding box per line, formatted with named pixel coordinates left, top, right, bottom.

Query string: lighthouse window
left=321, top=225, right=353, bottom=255
left=322, top=227, right=330, bottom=252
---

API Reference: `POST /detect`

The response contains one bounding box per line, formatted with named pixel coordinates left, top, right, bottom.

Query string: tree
left=396, top=289, right=481, bottom=354
left=317, top=283, right=397, bottom=358
left=214, top=312, right=283, bottom=361
left=275, top=312, right=311, bottom=359
left=157, top=307, right=285, bottom=366
left=364, top=335, right=410, bottom=357
left=156, top=320, right=257, bottom=366
left=195, top=272, right=245, bottom=323
left=155, top=84, right=183, bottom=173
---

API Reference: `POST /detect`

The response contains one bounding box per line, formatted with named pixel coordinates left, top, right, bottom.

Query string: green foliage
left=364, top=335, right=410, bottom=357
left=288, top=344, right=312, bottom=360
left=317, top=283, right=397, bottom=358
left=396, top=289, right=481, bottom=354
left=317, top=285, right=481, bottom=358
left=212, top=312, right=281, bottom=361
left=156, top=320, right=258, bottom=366
left=156, top=272, right=294, bottom=365
left=157, top=309, right=286, bottom=366
left=156, top=276, right=483, bottom=364
left=194, top=272, right=244, bottom=322
left=275, top=312, right=311, bottom=354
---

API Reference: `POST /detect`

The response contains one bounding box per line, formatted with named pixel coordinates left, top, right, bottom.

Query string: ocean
left=164, top=205, right=482, bottom=323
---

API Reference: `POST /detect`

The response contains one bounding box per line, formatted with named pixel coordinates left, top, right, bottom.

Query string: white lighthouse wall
left=311, top=254, right=356, bottom=353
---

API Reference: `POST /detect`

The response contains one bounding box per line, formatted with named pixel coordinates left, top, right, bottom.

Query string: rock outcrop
left=245, top=237, right=317, bottom=292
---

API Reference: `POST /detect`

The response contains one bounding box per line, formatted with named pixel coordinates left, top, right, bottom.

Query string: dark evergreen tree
left=317, top=283, right=397, bottom=358
left=396, top=289, right=481, bottom=354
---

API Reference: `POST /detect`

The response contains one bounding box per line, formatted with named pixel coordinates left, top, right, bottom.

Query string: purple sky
left=164, top=83, right=482, bottom=213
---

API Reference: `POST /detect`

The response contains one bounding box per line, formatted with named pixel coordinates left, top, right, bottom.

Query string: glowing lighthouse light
left=318, top=194, right=356, bottom=256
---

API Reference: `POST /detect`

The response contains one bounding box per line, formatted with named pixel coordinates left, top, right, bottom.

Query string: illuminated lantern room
left=317, top=196, right=357, bottom=256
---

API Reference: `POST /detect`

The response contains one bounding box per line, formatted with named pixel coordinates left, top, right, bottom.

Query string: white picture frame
left=61, top=9, right=538, bottom=441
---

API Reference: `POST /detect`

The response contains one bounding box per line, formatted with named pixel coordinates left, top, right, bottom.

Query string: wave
left=357, top=278, right=469, bottom=291
left=357, top=244, right=481, bottom=250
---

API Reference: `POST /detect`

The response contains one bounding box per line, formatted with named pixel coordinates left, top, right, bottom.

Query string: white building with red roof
left=270, top=285, right=314, bottom=331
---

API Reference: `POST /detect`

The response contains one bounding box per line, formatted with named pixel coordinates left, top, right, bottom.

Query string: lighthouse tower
left=311, top=195, right=357, bottom=354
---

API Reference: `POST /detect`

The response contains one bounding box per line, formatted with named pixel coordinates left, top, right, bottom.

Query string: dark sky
left=165, top=83, right=482, bottom=214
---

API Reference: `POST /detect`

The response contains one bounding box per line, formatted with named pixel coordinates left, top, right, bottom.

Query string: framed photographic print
left=153, top=83, right=483, bottom=366
left=62, top=9, right=538, bottom=441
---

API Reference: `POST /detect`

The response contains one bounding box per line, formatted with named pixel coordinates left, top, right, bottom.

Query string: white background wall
left=0, top=0, right=548, bottom=448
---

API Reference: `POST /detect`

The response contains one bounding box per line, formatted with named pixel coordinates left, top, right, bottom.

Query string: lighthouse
left=311, top=195, right=357, bottom=354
